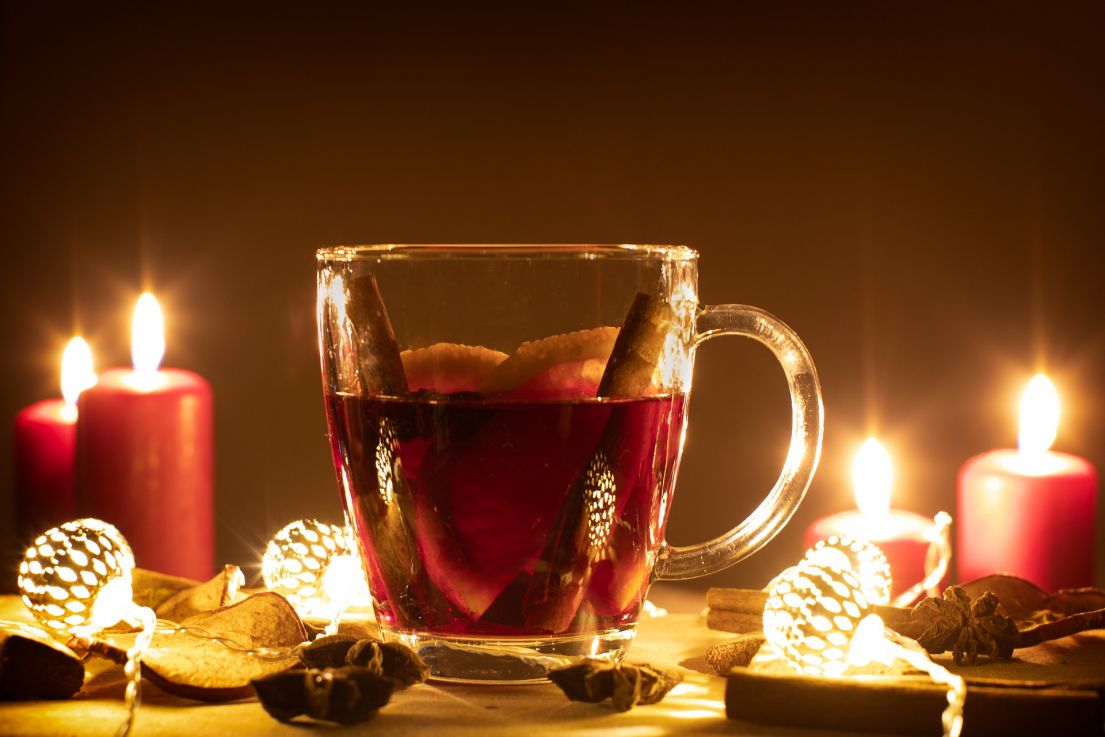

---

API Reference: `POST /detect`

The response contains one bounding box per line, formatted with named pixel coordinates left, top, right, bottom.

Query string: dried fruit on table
left=252, top=666, right=395, bottom=725
left=131, top=568, right=201, bottom=610
left=0, top=621, right=85, bottom=700
left=70, top=592, right=306, bottom=701
left=548, top=659, right=683, bottom=711
left=155, top=565, right=244, bottom=622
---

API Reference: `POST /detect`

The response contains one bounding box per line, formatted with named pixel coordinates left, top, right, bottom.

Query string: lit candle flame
left=130, top=293, right=165, bottom=389
left=60, top=337, right=96, bottom=420
left=853, top=437, right=892, bottom=519
left=1018, top=374, right=1059, bottom=458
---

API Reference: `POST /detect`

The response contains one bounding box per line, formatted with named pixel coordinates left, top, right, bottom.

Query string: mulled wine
left=326, top=392, right=686, bottom=638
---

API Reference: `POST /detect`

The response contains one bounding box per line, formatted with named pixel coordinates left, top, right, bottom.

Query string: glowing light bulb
left=60, top=337, right=96, bottom=421
left=1018, top=374, right=1059, bottom=459
left=764, top=554, right=966, bottom=737
left=129, top=292, right=166, bottom=390
left=262, top=519, right=370, bottom=633
left=763, top=560, right=870, bottom=677
left=804, top=536, right=892, bottom=606
left=18, top=518, right=155, bottom=737
left=18, top=518, right=135, bottom=633
left=852, top=437, right=892, bottom=520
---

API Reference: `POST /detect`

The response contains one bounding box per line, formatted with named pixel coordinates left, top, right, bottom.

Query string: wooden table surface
left=7, top=584, right=1101, bottom=737
left=0, top=584, right=772, bottom=737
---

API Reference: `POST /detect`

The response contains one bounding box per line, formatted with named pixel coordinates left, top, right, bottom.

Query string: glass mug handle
left=654, top=304, right=824, bottom=580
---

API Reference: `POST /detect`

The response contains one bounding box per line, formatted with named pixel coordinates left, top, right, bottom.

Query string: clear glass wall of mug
left=317, top=244, right=822, bottom=682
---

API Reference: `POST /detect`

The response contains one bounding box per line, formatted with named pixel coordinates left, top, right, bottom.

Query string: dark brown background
left=2, top=2, right=1104, bottom=590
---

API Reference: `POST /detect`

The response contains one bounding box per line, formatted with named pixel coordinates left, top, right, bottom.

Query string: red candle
left=805, top=438, right=946, bottom=601
left=13, top=338, right=97, bottom=541
left=77, top=293, right=214, bottom=579
left=958, top=375, right=1097, bottom=591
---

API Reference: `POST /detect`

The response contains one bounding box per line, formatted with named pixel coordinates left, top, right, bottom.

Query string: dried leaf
left=155, top=565, right=244, bottom=622
left=72, top=592, right=306, bottom=701
left=252, top=666, right=394, bottom=725
left=548, top=659, right=682, bottom=710
left=0, top=621, right=84, bottom=700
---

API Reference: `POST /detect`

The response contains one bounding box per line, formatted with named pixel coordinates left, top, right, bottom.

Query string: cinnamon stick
left=325, top=273, right=428, bottom=622
left=706, top=610, right=763, bottom=634
left=1017, top=608, right=1105, bottom=648
left=522, top=293, right=676, bottom=630
left=343, top=274, right=409, bottom=396
left=597, top=293, right=676, bottom=398
left=706, top=587, right=766, bottom=613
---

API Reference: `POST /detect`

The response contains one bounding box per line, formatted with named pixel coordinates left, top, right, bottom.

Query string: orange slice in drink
left=479, top=326, right=619, bottom=400
left=401, top=343, right=508, bottom=394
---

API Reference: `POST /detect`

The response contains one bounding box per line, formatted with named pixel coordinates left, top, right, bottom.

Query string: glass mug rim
left=315, top=243, right=699, bottom=262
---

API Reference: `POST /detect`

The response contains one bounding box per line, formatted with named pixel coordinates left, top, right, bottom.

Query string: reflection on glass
left=584, top=451, right=617, bottom=552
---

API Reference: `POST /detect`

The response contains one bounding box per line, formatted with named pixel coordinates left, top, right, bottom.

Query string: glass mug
left=317, top=244, right=822, bottom=682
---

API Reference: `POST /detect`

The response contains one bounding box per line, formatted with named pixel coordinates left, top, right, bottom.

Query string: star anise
left=911, top=586, right=1018, bottom=665
left=548, top=659, right=683, bottom=711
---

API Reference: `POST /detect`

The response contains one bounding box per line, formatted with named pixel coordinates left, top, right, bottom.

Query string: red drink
left=326, top=392, right=686, bottom=638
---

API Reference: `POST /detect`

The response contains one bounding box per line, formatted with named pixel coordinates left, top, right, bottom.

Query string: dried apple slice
left=155, top=565, right=245, bottom=622
left=131, top=568, right=201, bottom=610
left=401, top=343, right=508, bottom=394
left=72, top=592, right=306, bottom=702
left=479, top=326, right=619, bottom=399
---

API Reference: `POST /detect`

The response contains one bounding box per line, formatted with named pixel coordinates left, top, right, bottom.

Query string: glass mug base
left=384, top=625, right=637, bottom=684
left=317, top=245, right=823, bottom=684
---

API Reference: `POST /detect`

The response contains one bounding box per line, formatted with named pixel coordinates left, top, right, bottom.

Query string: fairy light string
left=764, top=538, right=966, bottom=737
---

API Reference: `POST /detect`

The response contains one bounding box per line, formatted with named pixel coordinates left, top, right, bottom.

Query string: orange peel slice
left=479, top=326, right=620, bottom=397
left=401, top=343, right=508, bottom=394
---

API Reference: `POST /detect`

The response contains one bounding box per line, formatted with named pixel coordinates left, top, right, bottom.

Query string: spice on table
left=252, top=666, right=394, bottom=725
left=299, top=634, right=429, bottom=689
left=705, top=632, right=767, bottom=674
left=910, top=587, right=1018, bottom=665
left=548, top=659, right=683, bottom=711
